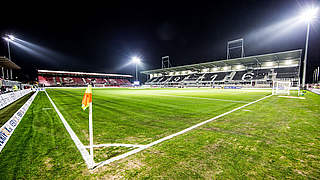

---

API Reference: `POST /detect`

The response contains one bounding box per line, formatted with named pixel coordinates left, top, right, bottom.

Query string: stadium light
left=8, top=35, right=15, bottom=41
left=131, top=56, right=141, bottom=81
left=299, top=7, right=318, bottom=22
left=300, top=6, right=318, bottom=88
left=266, top=62, right=274, bottom=67
left=2, top=35, right=14, bottom=60
left=3, top=37, right=9, bottom=42
left=131, top=56, right=141, bottom=64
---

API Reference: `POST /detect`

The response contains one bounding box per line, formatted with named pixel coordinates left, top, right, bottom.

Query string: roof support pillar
left=1, top=67, right=4, bottom=79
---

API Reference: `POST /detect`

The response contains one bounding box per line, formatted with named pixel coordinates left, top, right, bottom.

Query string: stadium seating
left=232, top=71, right=247, bottom=81
left=201, top=72, right=230, bottom=82
left=232, top=69, right=270, bottom=81
left=168, top=75, right=187, bottom=82
left=144, top=66, right=299, bottom=87
left=275, top=67, right=299, bottom=79
left=38, top=75, right=131, bottom=87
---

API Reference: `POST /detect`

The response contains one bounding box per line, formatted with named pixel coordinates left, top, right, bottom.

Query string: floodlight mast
left=3, top=37, right=11, bottom=60
left=301, top=7, right=318, bottom=88
left=132, top=56, right=141, bottom=81
left=302, top=22, right=310, bottom=88
left=136, top=63, right=138, bottom=81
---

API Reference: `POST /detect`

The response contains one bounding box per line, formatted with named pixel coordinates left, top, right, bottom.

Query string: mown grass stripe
left=44, top=90, right=93, bottom=168
left=93, top=94, right=272, bottom=170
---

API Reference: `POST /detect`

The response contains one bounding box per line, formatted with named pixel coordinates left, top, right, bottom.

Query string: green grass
left=0, top=88, right=319, bottom=179
left=45, top=88, right=269, bottom=146
left=0, top=92, right=34, bottom=126
left=0, top=92, right=88, bottom=179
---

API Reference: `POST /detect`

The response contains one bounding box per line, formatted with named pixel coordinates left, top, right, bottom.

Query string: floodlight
left=266, top=62, right=274, bottom=66
left=3, top=37, right=9, bottom=42
left=300, top=7, right=318, bottom=22
left=301, top=6, right=318, bottom=88
left=235, top=65, right=242, bottom=69
left=8, top=35, right=15, bottom=41
left=132, top=56, right=141, bottom=64
left=285, top=60, right=292, bottom=65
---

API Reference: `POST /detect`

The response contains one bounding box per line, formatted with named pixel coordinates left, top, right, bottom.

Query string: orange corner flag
left=82, top=85, right=92, bottom=110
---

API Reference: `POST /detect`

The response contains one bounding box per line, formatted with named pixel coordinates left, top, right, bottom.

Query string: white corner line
left=92, top=94, right=273, bottom=170
left=44, top=90, right=94, bottom=168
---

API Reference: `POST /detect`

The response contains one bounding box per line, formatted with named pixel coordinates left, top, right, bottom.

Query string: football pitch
left=0, top=88, right=319, bottom=179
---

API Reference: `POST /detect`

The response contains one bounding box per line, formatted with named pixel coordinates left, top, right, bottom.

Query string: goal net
left=272, top=81, right=291, bottom=95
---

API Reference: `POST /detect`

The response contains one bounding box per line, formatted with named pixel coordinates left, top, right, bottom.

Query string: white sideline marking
left=93, top=94, right=273, bottom=170
left=85, top=144, right=146, bottom=148
left=149, top=94, right=249, bottom=103
left=45, top=91, right=94, bottom=168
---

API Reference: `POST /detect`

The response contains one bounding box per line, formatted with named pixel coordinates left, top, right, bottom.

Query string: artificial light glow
left=3, top=37, right=10, bottom=42
left=235, top=65, right=242, bottom=69
left=285, top=60, right=292, bottom=65
left=202, top=68, right=209, bottom=72
left=300, top=7, right=318, bottom=22
left=132, top=56, right=141, bottom=64
left=266, top=62, right=274, bottom=66
left=8, top=35, right=15, bottom=41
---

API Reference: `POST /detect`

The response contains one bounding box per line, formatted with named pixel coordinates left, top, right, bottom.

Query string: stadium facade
left=142, top=49, right=302, bottom=88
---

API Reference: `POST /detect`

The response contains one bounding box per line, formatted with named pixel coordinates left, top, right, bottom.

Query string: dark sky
left=0, top=0, right=319, bottom=82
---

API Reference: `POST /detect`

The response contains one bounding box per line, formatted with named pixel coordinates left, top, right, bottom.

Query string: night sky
left=0, top=0, right=319, bottom=82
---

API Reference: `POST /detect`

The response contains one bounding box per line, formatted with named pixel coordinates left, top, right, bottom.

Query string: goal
left=272, top=81, right=291, bottom=95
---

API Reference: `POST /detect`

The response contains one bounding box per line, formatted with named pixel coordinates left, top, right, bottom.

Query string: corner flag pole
left=89, top=101, right=94, bottom=167
left=81, top=85, right=94, bottom=168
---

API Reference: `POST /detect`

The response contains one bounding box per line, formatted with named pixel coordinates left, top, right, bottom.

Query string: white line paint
left=149, top=93, right=249, bottom=103
left=93, top=94, right=273, bottom=170
left=84, top=144, right=146, bottom=148
left=45, top=91, right=94, bottom=168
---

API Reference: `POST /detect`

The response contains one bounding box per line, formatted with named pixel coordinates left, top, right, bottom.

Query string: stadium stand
left=142, top=50, right=302, bottom=88
left=0, top=57, right=30, bottom=94
left=38, top=70, right=133, bottom=87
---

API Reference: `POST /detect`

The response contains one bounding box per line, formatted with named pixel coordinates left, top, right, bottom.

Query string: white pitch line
left=93, top=94, right=273, bottom=170
left=149, top=93, right=249, bottom=103
left=45, top=91, right=93, bottom=168
left=85, top=144, right=146, bottom=148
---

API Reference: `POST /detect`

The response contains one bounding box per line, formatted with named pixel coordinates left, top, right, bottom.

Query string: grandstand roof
left=0, top=57, right=21, bottom=70
left=142, top=49, right=302, bottom=74
left=38, top=70, right=133, bottom=78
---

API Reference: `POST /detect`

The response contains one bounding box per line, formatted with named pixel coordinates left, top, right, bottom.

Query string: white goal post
left=272, top=81, right=291, bottom=95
